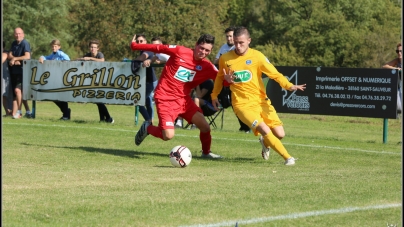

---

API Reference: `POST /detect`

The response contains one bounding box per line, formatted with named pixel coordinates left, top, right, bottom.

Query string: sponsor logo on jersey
left=246, top=60, right=252, bottom=65
left=179, top=59, right=186, bottom=62
left=166, top=122, right=174, bottom=126
left=174, top=66, right=196, bottom=82
left=196, top=65, right=202, bottom=71
left=233, top=70, right=252, bottom=83
left=169, top=45, right=176, bottom=48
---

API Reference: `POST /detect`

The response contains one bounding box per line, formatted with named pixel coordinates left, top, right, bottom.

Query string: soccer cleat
left=201, top=151, right=223, bottom=159
left=259, top=136, right=270, bottom=160
left=106, top=117, right=114, bottom=124
left=284, top=157, right=296, bottom=166
left=24, top=113, right=32, bottom=118
left=135, top=121, right=151, bottom=146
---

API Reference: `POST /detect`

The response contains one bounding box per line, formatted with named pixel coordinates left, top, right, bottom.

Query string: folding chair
left=183, top=106, right=225, bottom=130
left=206, top=107, right=224, bottom=129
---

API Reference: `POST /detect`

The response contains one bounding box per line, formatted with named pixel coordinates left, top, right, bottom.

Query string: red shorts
left=155, top=95, right=202, bottom=130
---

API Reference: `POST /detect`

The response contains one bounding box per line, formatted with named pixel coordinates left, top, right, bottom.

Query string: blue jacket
left=41, top=50, right=70, bottom=61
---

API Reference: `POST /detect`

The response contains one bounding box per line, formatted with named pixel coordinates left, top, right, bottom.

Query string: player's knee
left=199, top=125, right=210, bottom=132
left=162, top=131, right=175, bottom=141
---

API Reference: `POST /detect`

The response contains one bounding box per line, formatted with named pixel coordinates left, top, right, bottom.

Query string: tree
left=3, top=0, right=74, bottom=58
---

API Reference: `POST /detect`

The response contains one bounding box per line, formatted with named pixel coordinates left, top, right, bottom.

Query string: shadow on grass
left=21, top=143, right=256, bottom=163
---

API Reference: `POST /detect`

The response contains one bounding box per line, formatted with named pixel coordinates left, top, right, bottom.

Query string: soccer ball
left=169, top=145, right=192, bottom=168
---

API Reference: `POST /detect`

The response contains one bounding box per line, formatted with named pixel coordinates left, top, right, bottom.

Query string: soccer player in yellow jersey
left=211, top=26, right=306, bottom=165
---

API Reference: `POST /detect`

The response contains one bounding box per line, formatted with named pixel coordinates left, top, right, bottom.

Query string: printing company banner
left=23, top=60, right=146, bottom=106
left=265, top=66, right=399, bottom=119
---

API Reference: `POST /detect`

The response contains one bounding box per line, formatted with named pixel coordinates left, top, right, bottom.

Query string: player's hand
left=132, top=34, right=137, bottom=43
left=212, top=99, right=221, bottom=111
left=223, top=68, right=235, bottom=84
left=289, top=84, right=306, bottom=91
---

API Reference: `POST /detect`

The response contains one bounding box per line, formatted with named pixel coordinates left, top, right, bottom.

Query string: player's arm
left=131, top=34, right=176, bottom=56
left=260, top=55, right=306, bottom=91
left=211, top=58, right=226, bottom=110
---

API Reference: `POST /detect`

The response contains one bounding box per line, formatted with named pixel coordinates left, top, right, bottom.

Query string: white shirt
left=215, top=43, right=235, bottom=60
left=156, top=53, right=170, bottom=62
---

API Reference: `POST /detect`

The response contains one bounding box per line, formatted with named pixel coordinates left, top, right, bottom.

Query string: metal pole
left=31, top=100, right=36, bottom=118
left=382, top=118, right=388, bottom=144
left=135, top=105, right=139, bottom=126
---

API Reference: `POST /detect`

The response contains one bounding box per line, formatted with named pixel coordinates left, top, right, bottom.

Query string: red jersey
left=131, top=43, right=218, bottom=101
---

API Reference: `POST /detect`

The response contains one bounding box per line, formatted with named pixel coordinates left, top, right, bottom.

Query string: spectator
left=38, top=39, right=71, bottom=120
left=214, top=26, right=250, bottom=133
left=2, top=41, right=13, bottom=116
left=130, top=33, right=223, bottom=159
left=132, top=34, right=158, bottom=125
left=76, top=40, right=114, bottom=123
left=382, top=43, right=402, bottom=114
left=8, top=27, right=32, bottom=119
left=142, top=36, right=170, bottom=125
left=211, top=26, right=306, bottom=165
left=188, top=79, right=217, bottom=129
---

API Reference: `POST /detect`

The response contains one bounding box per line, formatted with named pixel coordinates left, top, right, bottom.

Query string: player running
left=211, top=27, right=306, bottom=165
left=130, top=34, right=222, bottom=159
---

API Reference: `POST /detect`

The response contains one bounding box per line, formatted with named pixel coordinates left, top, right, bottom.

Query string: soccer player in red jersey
left=130, top=34, right=222, bottom=158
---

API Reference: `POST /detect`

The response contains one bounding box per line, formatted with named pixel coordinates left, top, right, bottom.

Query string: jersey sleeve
left=131, top=43, right=177, bottom=57
left=211, top=56, right=225, bottom=100
left=259, top=54, right=293, bottom=90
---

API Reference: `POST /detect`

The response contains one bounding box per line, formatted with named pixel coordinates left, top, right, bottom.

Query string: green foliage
left=2, top=0, right=401, bottom=66
left=3, top=0, right=74, bottom=58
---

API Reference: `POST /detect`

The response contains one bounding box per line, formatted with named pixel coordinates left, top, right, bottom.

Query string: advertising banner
left=266, top=66, right=399, bottom=119
left=23, top=60, right=146, bottom=106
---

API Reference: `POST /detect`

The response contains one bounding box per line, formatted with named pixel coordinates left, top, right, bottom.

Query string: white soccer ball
left=169, top=145, right=192, bottom=168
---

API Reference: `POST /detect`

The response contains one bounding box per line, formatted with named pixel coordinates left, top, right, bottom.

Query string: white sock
left=26, top=111, right=31, bottom=114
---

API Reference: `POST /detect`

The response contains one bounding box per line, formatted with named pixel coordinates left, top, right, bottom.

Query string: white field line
left=3, top=122, right=401, bottom=155
left=178, top=203, right=402, bottom=227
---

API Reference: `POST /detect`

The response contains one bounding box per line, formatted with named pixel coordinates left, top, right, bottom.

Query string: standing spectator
left=8, top=27, right=32, bottom=119
left=214, top=26, right=250, bottom=133
left=38, top=39, right=71, bottom=120
left=130, top=33, right=222, bottom=159
left=132, top=34, right=158, bottom=125
left=2, top=41, right=13, bottom=116
left=76, top=40, right=114, bottom=123
left=382, top=43, right=402, bottom=114
left=211, top=26, right=306, bottom=165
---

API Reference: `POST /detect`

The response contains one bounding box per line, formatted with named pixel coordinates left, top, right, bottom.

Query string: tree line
left=2, top=0, right=402, bottom=68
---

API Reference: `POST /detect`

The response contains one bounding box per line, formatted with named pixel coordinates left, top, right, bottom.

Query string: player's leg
left=236, top=103, right=294, bottom=165
left=260, top=103, right=294, bottom=165
left=135, top=99, right=177, bottom=145
left=182, top=97, right=222, bottom=158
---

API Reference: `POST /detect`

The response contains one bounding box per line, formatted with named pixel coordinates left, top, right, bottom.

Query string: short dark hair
left=137, top=34, right=147, bottom=40
left=225, top=26, right=236, bottom=33
left=197, top=34, right=215, bottom=45
left=233, top=26, right=250, bottom=38
left=89, top=39, right=100, bottom=47
left=151, top=36, right=162, bottom=43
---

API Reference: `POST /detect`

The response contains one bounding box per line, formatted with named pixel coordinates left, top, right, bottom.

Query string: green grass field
left=2, top=101, right=402, bottom=227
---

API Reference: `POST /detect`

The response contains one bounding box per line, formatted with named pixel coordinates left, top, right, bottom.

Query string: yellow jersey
left=211, top=48, right=293, bottom=109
